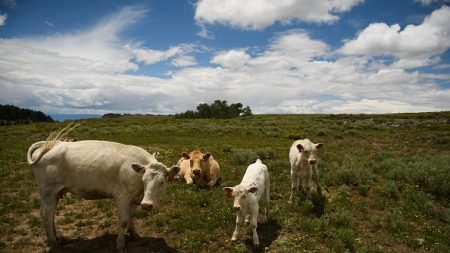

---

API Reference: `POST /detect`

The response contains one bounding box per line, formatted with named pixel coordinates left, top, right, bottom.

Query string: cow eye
left=242, top=195, right=246, bottom=199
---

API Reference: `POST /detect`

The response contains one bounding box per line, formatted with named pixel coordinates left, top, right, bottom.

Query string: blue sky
left=0, top=0, right=449, bottom=115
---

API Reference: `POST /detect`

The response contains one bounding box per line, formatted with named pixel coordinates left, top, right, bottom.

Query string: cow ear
left=315, top=143, right=324, bottom=149
left=296, top=144, right=304, bottom=152
left=131, top=163, right=146, bottom=174
left=248, top=186, right=258, bottom=194
left=223, top=187, right=233, bottom=198
left=203, top=152, right=211, bottom=161
left=182, top=152, right=190, bottom=160
left=166, top=165, right=180, bottom=181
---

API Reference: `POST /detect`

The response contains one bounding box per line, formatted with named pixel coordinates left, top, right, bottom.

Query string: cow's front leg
left=250, top=209, right=259, bottom=247
left=312, top=165, right=322, bottom=195
left=231, top=212, right=244, bottom=242
left=115, top=198, right=131, bottom=253
left=127, top=203, right=139, bottom=240
left=305, top=166, right=312, bottom=199
left=289, top=166, right=300, bottom=204
left=184, top=173, right=194, bottom=185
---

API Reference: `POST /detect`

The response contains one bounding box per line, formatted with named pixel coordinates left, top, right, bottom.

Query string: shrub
left=376, top=180, right=399, bottom=200
left=230, top=149, right=259, bottom=165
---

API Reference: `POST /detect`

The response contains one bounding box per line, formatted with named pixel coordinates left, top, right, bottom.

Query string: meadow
left=0, top=112, right=449, bottom=253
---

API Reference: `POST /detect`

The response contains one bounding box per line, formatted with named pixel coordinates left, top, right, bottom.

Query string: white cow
left=223, top=159, right=270, bottom=247
left=27, top=140, right=180, bottom=253
left=289, top=139, right=324, bottom=203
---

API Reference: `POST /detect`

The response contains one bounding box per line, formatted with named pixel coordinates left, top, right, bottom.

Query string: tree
left=174, top=101, right=252, bottom=119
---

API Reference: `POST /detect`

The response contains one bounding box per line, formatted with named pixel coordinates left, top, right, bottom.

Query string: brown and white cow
left=177, top=150, right=221, bottom=188
left=289, top=139, right=324, bottom=203
left=27, top=139, right=180, bottom=253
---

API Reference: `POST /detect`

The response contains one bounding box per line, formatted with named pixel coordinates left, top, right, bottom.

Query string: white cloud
left=0, top=13, right=7, bottom=26
left=171, top=55, right=197, bottom=67
left=195, top=0, right=363, bottom=30
left=0, top=6, right=449, bottom=115
left=211, top=49, right=251, bottom=69
left=128, top=43, right=198, bottom=67
left=415, top=0, right=450, bottom=5
left=340, top=5, right=450, bottom=68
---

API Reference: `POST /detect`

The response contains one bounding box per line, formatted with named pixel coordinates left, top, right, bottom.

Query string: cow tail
left=27, top=122, right=80, bottom=165
left=27, top=141, right=47, bottom=165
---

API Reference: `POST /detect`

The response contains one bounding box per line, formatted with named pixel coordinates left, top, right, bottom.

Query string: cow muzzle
left=141, top=202, right=153, bottom=211
left=309, top=160, right=316, bottom=165
left=192, top=168, right=201, bottom=175
left=233, top=205, right=241, bottom=211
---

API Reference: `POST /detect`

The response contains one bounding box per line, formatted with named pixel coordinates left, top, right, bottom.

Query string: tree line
left=175, top=100, right=253, bottom=119
left=0, top=104, right=54, bottom=125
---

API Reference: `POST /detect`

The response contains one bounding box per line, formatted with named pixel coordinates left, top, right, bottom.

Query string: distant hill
left=0, top=104, right=53, bottom=125
left=51, top=114, right=102, bottom=121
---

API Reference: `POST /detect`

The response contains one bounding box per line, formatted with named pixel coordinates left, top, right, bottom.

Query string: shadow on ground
left=244, top=219, right=282, bottom=253
left=52, top=234, right=177, bottom=253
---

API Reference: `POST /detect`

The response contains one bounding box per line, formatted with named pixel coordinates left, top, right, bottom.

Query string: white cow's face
left=296, top=141, right=324, bottom=165
left=223, top=185, right=258, bottom=212
left=131, top=162, right=180, bottom=210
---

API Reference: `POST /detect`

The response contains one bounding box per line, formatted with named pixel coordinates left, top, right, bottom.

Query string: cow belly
left=73, top=188, right=113, bottom=200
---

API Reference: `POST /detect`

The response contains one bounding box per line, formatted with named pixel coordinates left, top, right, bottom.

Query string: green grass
left=0, top=112, right=449, bottom=252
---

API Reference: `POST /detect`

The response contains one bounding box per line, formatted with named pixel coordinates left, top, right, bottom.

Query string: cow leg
left=305, top=166, right=312, bottom=199
left=184, top=174, right=193, bottom=185
left=127, top=203, right=139, bottom=240
left=40, top=191, right=59, bottom=247
left=231, top=212, right=244, bottom=242
left=250, top=209, right=259, bottom=247
left=244, top=214, right=251, bottom=225
left=264, top=181, right=271, bottom=218
left=207, top=179, right=217, bottom=188
left=312, top=165, right=322, bottom=195
left=115, top=198, right=131, bottom=253
left=289, top=167, right=300, bottom=204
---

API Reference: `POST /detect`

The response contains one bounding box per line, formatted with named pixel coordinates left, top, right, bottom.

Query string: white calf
left=289, top=139, right=323, bottom=203
left=223, top=159, right=270, bottom=247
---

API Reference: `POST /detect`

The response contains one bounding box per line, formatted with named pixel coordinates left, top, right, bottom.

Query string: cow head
left=223, top=184, right=258, bottom=212
left=296, top=140, right=324, bottom=165
left=183, top=151, right=211, bottom=176
left=131, top=162, right=180, bottom=210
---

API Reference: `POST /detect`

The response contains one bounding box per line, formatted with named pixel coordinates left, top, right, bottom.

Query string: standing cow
left=223, top=159, right=270, bottom=247
left=289, top=139, right=324, bottom=203
left=27, top=139, right=180, bottom=253
left=177, top=150, right=221, bottom=188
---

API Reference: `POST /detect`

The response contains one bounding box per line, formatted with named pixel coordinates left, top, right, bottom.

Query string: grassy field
left=0, top=112, right=449, bottom=253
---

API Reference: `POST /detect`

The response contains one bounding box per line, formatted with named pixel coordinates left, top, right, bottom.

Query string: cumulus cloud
left=415, top=0, right=450, bottom=5
left=211, top=49, right=251, bottom=69
left=0, top=5, right=449, bottom=115
left=0, top=13, right=7, bottom=26
left=340, top=5, right=450, bottom=68
left=194, top=0, right=363, bottom=30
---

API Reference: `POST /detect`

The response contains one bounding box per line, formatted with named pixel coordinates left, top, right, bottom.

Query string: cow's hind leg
left=39, top=190, right=60, bottom=247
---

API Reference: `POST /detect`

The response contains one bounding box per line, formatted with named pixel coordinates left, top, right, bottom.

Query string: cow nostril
left=233, top=206, right=240, bottom=211
left=141, top=203, right=153, bottom=210
left=193, top=169, right=201, bottom=175
left=309, top=160, right=316, bottom=165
